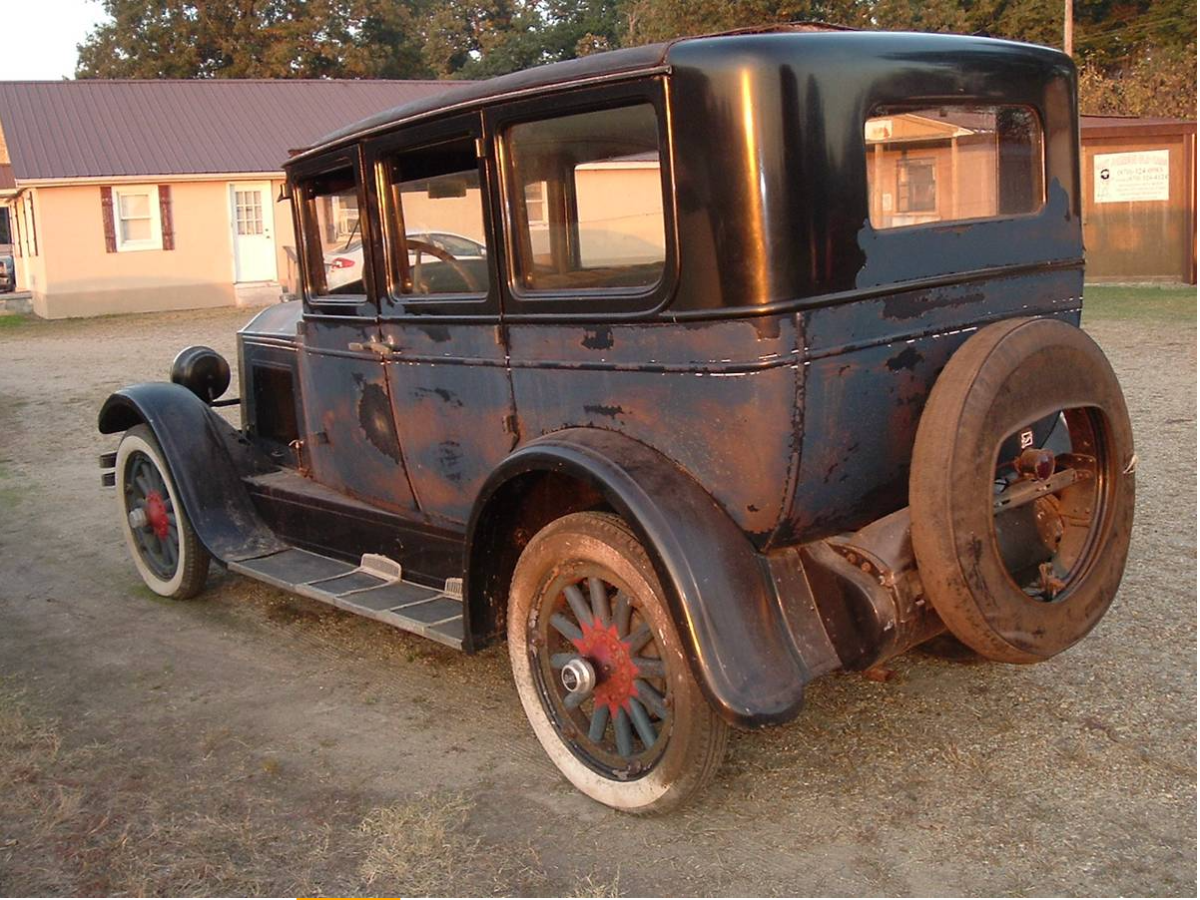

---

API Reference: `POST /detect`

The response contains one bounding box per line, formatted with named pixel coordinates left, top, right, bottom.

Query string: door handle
left=347, top=340, right=393, bottom=356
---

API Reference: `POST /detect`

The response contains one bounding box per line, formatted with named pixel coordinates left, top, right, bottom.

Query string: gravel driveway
left=0, top=298, right=1194, bottom=896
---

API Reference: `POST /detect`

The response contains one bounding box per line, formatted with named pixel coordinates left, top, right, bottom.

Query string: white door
left=230, top=182, right=277, bottom=282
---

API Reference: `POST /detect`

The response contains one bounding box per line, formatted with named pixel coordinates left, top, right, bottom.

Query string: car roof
left=287, top=23, right=849, bottom=165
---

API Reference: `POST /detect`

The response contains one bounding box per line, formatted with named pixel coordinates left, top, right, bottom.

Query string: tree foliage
left=76, top=0, right=1196, bottom=116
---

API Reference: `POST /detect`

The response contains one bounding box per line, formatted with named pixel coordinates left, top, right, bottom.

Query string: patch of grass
left=571, top=869, right=624, bottom=898
left=358, top=792, right=558, bottom=895
left=0, top=681, right=63, bottom=792
left=0, top=460, right=29, bottom=510
left=0, top=313, right=35, bottom=330
left=359, top=792, right=476, bottom=893
left=1082, top=284, right=1197, bottom=324
left=0, top=678, right=323, bottom=895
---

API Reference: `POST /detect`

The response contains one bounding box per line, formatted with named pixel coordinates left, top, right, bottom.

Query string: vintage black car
left=99, top=26, right=1136, bottom=813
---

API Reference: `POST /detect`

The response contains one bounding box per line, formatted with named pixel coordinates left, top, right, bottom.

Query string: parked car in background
left=325, top=231, right=486, bottom=291
left=100, top=26, right=1136, bottom=815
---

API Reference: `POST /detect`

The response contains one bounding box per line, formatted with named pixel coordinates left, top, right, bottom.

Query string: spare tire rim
left=991, top=406, right=1111, bottom=603
left=529, top=568, right=673, bottom=780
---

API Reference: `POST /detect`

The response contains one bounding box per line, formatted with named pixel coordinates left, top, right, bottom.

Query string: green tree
left=422, top=1, right=622, bottom=78
left=75, top=0, right=1197, bottom=117
left=77, top=0, right=434, bottom=79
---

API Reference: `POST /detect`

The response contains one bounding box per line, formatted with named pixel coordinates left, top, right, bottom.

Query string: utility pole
left=1064, top=0, right=1074, bottom=56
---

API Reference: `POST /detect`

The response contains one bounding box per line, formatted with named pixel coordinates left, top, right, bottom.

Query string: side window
left=113, top=185, right=162, bottom=252
left=865, top=105, right=1045, bottom=229
left=385, top=137, right=488, bottom=296
left=302, top=168, right=363, bottom=297
left=505, top=104, right=665, bottom=293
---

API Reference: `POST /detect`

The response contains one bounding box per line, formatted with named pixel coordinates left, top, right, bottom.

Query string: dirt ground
left=0, top=294, right=1194, bottom=897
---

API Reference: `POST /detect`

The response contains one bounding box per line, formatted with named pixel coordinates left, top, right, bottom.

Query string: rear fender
left=467, top=428, right=823, bottom=729
left=98, top=382, right=286, bottom=562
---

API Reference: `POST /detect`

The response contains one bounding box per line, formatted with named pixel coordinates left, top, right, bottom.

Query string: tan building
left=0, top=79, right=455, bottom=318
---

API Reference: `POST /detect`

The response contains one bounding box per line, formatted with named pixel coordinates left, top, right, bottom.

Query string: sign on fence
left=1094, top=150, right=1171, bottom=204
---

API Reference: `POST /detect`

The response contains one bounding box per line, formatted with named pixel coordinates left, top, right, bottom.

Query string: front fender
left=467, top=428, right=815, bottom=729
left=98, top=383, right=285, bottom=562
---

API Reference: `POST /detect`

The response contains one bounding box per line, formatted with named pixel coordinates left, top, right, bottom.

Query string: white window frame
left=523, top=180, right=549, bottom=228
left=113, top=185, right=162, bottom=252
left=330, top=194, right=359, bottom=239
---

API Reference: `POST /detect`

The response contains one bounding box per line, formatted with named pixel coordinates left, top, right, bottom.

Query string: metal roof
left=0, top=79, right=461, bottom=181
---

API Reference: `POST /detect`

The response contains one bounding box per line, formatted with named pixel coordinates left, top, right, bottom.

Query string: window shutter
left=100, top=186, right=117, bottom=253
left=158, top=184, right=174, bottom=250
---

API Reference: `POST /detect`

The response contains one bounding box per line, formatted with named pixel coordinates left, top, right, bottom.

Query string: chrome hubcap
left=560, top=656, right=596, bottom=698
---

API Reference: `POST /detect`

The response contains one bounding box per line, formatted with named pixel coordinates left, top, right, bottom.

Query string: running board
left=227, top=548, right=465, bottom=649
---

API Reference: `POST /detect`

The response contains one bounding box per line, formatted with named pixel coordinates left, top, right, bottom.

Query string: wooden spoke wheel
left=508, top=512, right=727, bottom=814
left=116, top=424, right=210, bottom=600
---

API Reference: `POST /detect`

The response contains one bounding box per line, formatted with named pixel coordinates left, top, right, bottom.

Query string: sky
left=0, top=0, right=108, bottom=80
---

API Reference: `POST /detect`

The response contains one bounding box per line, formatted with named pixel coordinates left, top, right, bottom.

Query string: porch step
left=227, top=547, right=465, bottom=648
left=0, top=291, right=33, bottom=315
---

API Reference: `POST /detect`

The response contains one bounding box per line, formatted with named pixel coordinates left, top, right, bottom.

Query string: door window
left=504, top=103, right=665, bottom=293
left=385, top=138, right=488, bottom=296
left=302, top=168, right=365, bottom=297
left=234, top=189, right=265, bottom=235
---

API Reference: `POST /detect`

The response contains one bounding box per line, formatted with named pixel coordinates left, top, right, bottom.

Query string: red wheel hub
left=144, top=490, right=170, bottom=540
left=572, top=619, right=640, bottom=715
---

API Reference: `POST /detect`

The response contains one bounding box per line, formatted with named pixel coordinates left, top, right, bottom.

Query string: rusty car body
left=99, top=26, right=1136, bottom=812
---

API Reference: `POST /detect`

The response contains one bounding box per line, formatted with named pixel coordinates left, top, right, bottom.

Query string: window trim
left=289, top=150, right=375, bottom=315
left=489, top=79, right=679, bottom=318
left=112, top=184, right=162, bottom=253
left=863, top=102, right=1048, bottom=233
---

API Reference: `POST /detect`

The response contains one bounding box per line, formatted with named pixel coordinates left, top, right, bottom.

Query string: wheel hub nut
left=128, top=507, right=148, bottom=530
left=561, top=656, right=596, bottom=698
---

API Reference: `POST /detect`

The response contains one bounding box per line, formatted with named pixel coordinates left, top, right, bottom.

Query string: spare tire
left=910, top=317, right=1136, bottom=664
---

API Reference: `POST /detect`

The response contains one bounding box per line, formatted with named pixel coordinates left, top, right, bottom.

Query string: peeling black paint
left=583, top=403, right=625, bottom=418
left=358, top=382, right=403, bottom=463
left=437, top=440, right=464, bottom=482
left=581, top=327, right=614, bottom=350
left=416, top=386, right=464, bottom=408
left=886, top=347, right=924, bottom=371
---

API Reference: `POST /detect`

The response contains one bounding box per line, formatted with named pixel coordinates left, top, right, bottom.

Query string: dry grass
left=0, top=680, right=342, bottom=895
left=359, top=792, right=476, bottom=892
left=570, top=869, right=623, bottom=897
left=0, top=682, right=605, bottom=896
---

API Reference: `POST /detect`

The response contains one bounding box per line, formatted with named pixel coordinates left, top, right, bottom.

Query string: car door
left=290, top=150, right=419, bottom=513
left=366, top=113, right=515, bottom=525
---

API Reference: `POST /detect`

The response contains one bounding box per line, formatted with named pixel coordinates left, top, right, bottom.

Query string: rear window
left=505, top=104, right=666, bottom=293
left=865, top=105, right=1044, bottom=230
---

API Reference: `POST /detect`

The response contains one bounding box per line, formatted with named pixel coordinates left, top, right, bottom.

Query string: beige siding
left=16, top=178, right=301, bottom=319
left=271, top=178, right=298, bottom=294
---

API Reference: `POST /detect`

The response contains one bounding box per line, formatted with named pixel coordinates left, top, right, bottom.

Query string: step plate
left=228, top=548, right=465, bottom=649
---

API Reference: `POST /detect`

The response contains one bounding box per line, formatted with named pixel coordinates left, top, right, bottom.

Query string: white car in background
left=325, top=231, right=487, bottom=290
